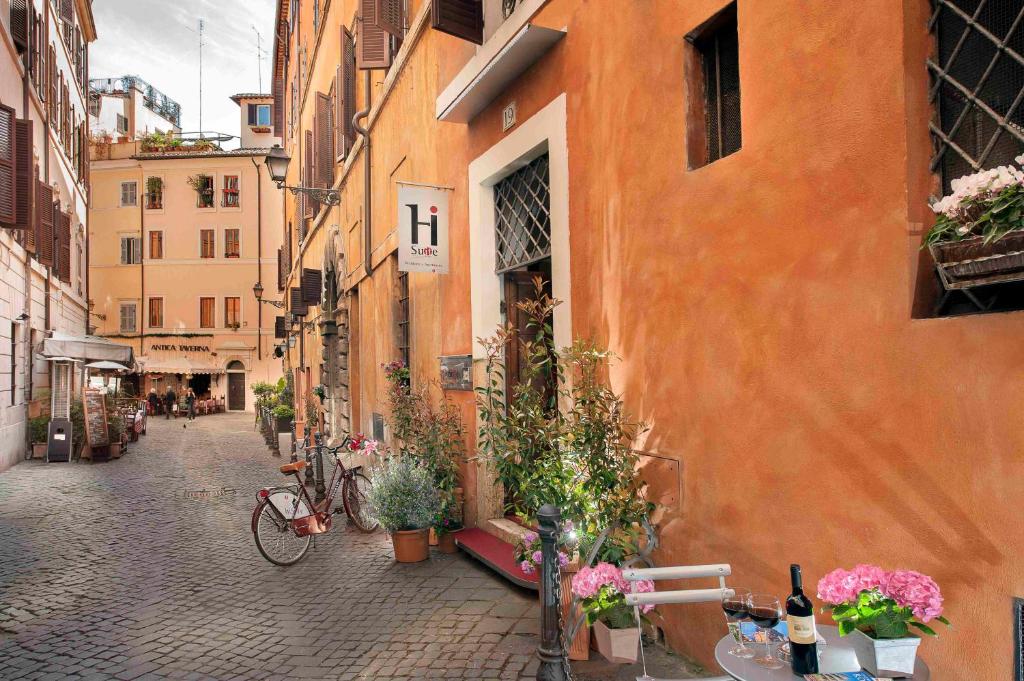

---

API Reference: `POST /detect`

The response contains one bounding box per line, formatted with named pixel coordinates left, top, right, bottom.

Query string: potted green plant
left=272, top=404, right=294, bottom=433
left=106, top=413, right=125, bottom=458
left=433, top=504, right=463, bottom=554
left=571, top=562, right=655, bottom=664
left=817, top=565, right=950, bottom=677
left=366, top=456, right=439, bottom=563
left=29, top=416, right=49, bottom=459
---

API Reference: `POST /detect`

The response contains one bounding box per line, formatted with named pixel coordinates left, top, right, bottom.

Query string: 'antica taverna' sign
left=150, top=344, right=211, bottom=352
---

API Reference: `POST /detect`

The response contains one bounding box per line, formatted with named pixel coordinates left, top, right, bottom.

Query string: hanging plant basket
left=930, top=230, right=1024, bottom=289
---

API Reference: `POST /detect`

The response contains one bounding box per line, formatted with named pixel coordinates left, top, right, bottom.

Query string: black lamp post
left=253, top=281, right=285, bottom=309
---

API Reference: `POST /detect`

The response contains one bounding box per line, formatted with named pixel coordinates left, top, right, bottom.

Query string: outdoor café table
left=714, top=625, right=930, bottom=680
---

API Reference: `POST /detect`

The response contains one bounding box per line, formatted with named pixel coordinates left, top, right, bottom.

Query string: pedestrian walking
left=147, top=388, right=160, bottom=416
left=186, top=388, right=196, bottom=421
left=164, top=386, right=177, bottom=419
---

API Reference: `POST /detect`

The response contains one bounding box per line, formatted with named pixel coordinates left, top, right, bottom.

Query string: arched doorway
left=226, top=360, right=246, bottom=410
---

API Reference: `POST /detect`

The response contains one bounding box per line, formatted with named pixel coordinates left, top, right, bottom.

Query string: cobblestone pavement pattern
left=0, top=414, right=546, bottom=680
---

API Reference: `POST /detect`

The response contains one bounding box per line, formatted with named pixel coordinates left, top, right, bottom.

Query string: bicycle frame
left=252, top=435, right=356, bottom=538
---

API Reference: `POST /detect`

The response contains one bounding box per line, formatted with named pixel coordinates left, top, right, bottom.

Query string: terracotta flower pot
left=32, top=443, right=47, bottom=459
left=536, top=561, right=590, bottom=661
left=437, top=530, right=459, bottom=554
left=391, top=529, right=430, bottom=563
left=428, top=528, right=439, bottom=546
left=592, top=620, right=639, bottom=664
left=109, top=443, right=122, bottom=459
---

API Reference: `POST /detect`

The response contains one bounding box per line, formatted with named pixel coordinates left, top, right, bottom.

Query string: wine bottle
left=786, top=564, right=819, bottom=674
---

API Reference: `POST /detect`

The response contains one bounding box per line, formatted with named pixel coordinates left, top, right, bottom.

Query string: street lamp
left=252, top=281, right=285, bottom=309
left=264, top=144, right=341, bottom=206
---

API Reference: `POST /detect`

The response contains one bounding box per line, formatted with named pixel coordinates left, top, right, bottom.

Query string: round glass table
left=714, top=625, right=930, bottom=680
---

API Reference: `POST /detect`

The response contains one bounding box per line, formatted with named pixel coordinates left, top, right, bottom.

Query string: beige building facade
left=0, top=0, right=95, bottom=472
left=89, top=94, right=284, bottom=412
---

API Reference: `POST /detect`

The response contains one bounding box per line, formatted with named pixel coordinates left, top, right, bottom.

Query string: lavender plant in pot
left=366, top=456, right=440, bottom=563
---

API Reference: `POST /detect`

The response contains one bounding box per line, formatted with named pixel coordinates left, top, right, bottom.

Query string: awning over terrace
left=137, top=357, right=225, bottom=375
left=38, top=332, right=135, bottom=366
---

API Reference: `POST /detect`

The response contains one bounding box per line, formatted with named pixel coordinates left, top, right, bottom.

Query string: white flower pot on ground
left=849, top=629, right=921, bottom=677
left=591, top=620, right=639, bottom=664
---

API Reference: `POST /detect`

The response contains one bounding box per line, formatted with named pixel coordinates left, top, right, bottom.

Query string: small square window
left=120, top=181, right=137, bottom=207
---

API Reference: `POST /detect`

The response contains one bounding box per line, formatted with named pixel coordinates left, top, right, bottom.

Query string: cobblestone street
left=0, top=414, right=543, bottom=680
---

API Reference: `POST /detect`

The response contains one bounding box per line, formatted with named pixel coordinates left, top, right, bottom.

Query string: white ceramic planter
left=592, top=620, right=639, bottom=664
left=849, top=628, right=921, bottom=677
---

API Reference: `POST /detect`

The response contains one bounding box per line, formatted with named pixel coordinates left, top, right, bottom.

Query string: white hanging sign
left=397, top=183, right=450, bottom=274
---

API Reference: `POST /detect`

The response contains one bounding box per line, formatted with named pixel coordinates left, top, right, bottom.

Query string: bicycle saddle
left=279, top=460, right=306, bottom=474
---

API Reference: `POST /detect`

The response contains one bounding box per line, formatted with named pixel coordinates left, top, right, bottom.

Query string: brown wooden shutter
left=315, top=92, right=332, bottom=187
left=334, top=69, right=343, bottom=159
left=290, top=287, right=308, bottom=316
left=0, top=104, right=17, bottom=227
left=378, top=0, right=404, bottom=38
left=341, top=29, right=356, bottom=154
left=301, top=268, right=322, bottom=304
left=431, top=0, right=483, bottom=45
left=273, top=75, right=284, bottom=135
left=359, top=0, right=393, bottom=70
left=274, top=316, right=287, bottom=339
left=10, top=0, right=29, bottom=53
left=36, top=181, right=54, bottom=267
left=277, top=248, right=284, bottom=290
left=60, top=0, right=73, bottom=24
left=303, top=129, right=318, bottom=218
left=56, top=211, right=71, bottom=282
left=13, top=119, right=33, bottom=240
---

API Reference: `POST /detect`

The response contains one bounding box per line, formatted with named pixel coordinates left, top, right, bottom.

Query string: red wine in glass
left=748, top=606, right=781, bottom=628
left=722, top=598, right=748, bottom=622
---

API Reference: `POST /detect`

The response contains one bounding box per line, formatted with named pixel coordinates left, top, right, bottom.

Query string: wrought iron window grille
left=928, top=0, right=1024, bottom=193
left=493, top=154, right=552, bottom=274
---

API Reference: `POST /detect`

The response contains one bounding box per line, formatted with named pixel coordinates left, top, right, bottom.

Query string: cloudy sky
left=90, top=0, right=277, bottom=147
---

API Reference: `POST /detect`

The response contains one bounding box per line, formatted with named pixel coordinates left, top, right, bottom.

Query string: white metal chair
left=622, top=563, right=735, bottom=681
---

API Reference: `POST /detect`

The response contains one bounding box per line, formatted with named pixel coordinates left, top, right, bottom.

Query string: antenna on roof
left=198, top=18, right=205, bottom=139
left=252, top=26, right=268, bottom=94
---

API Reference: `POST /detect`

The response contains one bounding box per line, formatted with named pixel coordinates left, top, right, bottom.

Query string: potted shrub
left=29, top=416, right=49, bottom=459
left=366, top=456, right=439, bottom=563
left=107, top=413, right=125, bottom=458
left=926, top=157, right=1024, bottom=289
left=571, top=562, right=654, bottom=664
left=272, top=404, right=294, bottom=433
left=817, top=565, right=949, bottom=677
left=433, top=505, right=463, bottom=554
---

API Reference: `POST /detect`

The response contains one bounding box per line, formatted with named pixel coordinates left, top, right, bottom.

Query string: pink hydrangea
left=523, top=532, right=538, bottom=545
left=531, top=550, right=543, bottom=564
left=817, top=564, right=891, bottom=605
left=571, top=563, right=656, bottom=613
left=520, top=561, right=534, bottom=576
left=885, top=570, right=944, bottom=623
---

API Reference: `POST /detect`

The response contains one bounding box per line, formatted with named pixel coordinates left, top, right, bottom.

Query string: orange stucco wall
left=278, top=1, right=1017, bottom=677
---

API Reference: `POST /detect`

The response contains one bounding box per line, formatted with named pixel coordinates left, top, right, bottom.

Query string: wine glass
left=747, top=593, right=784, bottom=670
left=721, top=587, right=754, bottom=658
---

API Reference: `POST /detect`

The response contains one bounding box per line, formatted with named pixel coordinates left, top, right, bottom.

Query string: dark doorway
left=502, top=259, right=554, bottom=406
left=226, top=361, right=246, bottom=410
left=188, top=374, right=211, bottom=399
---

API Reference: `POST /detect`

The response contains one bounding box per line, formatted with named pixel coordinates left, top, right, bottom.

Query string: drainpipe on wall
left=139, top=164, right=145, bottom=364
left=251, top=156, right=263, bottom=361
left=353, top=71, right=372, bottom=279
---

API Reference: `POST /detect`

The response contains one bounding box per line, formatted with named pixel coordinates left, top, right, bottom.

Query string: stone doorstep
left=485, top=517, right=531, bottom=547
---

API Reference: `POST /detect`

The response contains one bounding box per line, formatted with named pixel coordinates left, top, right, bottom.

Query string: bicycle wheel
left=253, top=498, right=312, bottom=566
left=343, top=472, right=379, bottom=533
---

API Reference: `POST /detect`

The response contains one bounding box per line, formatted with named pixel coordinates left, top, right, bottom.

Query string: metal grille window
left=692, top=3, right=741, bottom=165
left=493, top=154, right=551, bottom=274
left=929, top=0, right=1024, bottom=193
left=396, top=267, right=410, bottom=370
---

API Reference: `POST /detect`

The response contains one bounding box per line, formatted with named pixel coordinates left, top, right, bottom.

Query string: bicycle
left=251, top=434, right=379, bottom=566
